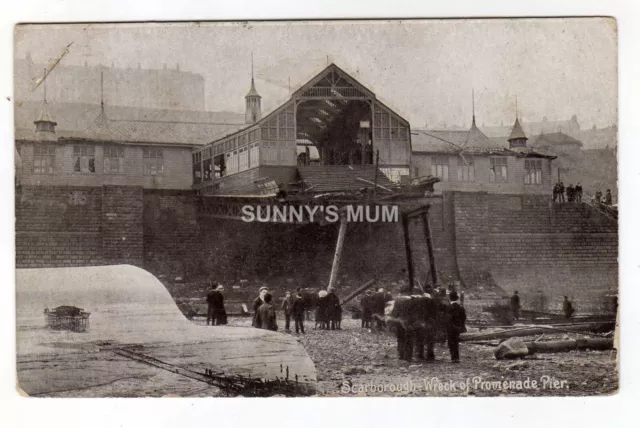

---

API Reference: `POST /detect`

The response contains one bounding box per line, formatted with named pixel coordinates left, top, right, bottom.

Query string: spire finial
left=100, top=70, right=104, bottom=111
left=515, top=95, right=518, bottom=119
left=251, top=52, right=254, bottom=81
left=43, top=68, right=47, bottom=103
left=472, top=88, right=476, bottom=126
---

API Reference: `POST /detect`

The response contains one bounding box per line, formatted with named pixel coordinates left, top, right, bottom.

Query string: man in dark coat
left=326, top=287, right=341, bottom=330
left=510, top=291, right=521, bottom=321
left=566, top=184, right=575, bottom=202
left=447, top=291, right=466, bottom=363
left=563, top=296, right=575, bottom=319
left=558, top=182, right=565, bottom=202
left=575, top=183, right=583, bottom=202
left=360, top=290, right=373, bottom=328
left=595, top=190, right=603, bottom=204
left=206, top=283, right=218, bottom=326
left=297, top=287, right=314, bottom=321
left=371, top=288, right=388, bottom=329
left=252, top=286, right=269, bottom=327
left=553, top=183, right=559, bottom=202
left=291, top=292, right=306, bottom=334
left=281, top=291, right=293, bottom=332
left=255, top=293, right=278, bottom=331
left=605, top=189, right=613, bottom=205
left=210, top=284, right=227, bottom=325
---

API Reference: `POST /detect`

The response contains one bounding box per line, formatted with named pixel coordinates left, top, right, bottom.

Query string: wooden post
left=328, top=213, right=348, bottom=289
left=401, top=213, right=415, bottom=294
left=420, top=208, right=439, bottom=287
left=373, top=149, right=380, bottom=198
left=339, top=278, right=377, bottom=306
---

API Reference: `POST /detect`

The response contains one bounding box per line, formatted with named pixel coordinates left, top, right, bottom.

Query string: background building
left=530, top=132, right=584, bottom=156
left=412, top=111, right=555, bottom=195
left=15, top=95, right=240, bottom=190
left=15, top=55, right=206, bottom=110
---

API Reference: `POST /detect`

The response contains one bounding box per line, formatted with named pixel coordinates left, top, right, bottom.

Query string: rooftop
left=412, top=123, right=512, bottom=155
left=508, top=118, right=527, bottom=141
left=16, top=109, right=245, bottom=146
left=530, top=132, right=584, bottom=148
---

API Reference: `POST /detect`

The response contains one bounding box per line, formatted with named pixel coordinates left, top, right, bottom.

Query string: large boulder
left=494, top=337, right=530, bottom=360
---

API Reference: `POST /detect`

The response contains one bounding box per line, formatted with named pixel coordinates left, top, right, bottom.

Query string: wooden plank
left=461, top=322, right=615, bottom=342
left=401, top=213, right=415, bottom=293
left=328, top=214, right=348, bottom=289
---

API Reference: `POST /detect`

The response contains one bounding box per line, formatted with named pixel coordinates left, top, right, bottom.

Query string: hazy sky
left=14, top=19, right=617, bottom=128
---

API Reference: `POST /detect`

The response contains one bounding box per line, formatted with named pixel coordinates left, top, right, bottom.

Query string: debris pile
left=44, top=305, right=90, bottom=332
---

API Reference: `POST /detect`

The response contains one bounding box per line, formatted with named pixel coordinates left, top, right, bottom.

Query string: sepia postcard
left=13, top=18, right=618, bottom=398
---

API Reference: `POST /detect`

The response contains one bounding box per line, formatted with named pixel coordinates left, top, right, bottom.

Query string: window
left=238, top=146, right=249, bottom=172
left=33, top=144, right=56, bottom=174
left=193, top=152, right=202, bottom=184
left=525, top=159, right=543, bottom=185
left=143, top=147, right=164, bottom=175
left=203, top=158, right=213, bottom=180
left=213, top=153, right=225, bottom=178
left=73, top=146, right=95, bottom=173
left=390, top=117, right=407, bottom=140
left=374, top=111, right=390, bottom=139
left=490, top=157, right=508, bottom=182
left=431, top=155, right=449, bottom=181
left=226, top=150, right=238, bottom=174
left=262, top=141, right=278, bottom=164
left=278, top=108, right=295, bottom=140
left=262, top=119, right=277, bottom=140
left=457, top=157, right=475, bottom=182
left=249, top=142, right=259, bottom=167
left=104, top=146, right=125, bottom=174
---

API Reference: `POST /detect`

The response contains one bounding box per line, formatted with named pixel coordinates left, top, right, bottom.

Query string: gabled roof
left=530, top=132, right=583, bottom=147
left=201, top=62, right=410, bottom=149
left=508, top=118, right=527, bottom=141
left=292, top=63, right=376, bottom=100
left=34, top=101, right=56, bottom=125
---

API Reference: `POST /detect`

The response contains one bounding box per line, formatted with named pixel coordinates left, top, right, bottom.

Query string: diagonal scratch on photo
left=13, top=18, right=618, bottom=397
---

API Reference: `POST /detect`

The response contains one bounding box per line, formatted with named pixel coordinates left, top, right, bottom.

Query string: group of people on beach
left=510, top=290, right=575, bottom=321
left=252, top=286, right=308, bottom=333
left=359, top=288, right=393, bottom=329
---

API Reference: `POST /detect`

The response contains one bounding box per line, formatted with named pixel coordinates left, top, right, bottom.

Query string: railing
left=582, top=191, right=618, bottom=220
